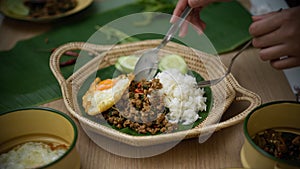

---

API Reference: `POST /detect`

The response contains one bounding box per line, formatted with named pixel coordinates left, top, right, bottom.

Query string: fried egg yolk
left=82, top=74, right=134, bottom=115
left=96, top=79, right=116, bottom=91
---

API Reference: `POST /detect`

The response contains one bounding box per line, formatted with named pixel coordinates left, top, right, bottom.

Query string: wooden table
left=0, top=1, right=295, bottom=168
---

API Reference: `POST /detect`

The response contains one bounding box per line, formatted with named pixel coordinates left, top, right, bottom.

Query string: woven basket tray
left=50, top=40, right=261, bottom=147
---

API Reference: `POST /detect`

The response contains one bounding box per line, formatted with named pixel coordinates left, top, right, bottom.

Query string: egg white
left=82, top=74, right=134, bottom=115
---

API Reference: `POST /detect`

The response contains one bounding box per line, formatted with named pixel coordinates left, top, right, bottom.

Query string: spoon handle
left=158, top=6, right=192, bottom=49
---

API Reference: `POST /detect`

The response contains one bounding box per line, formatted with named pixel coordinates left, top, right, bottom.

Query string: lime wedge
left=117, top=55, right=139, bottom=73
left=6, top=0, right=30, bottom=16
left=158, top=54, right=188, bottom=74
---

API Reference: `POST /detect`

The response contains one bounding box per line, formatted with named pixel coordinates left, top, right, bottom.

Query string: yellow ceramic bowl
left=0, top=107, right=80, bottom=169
left=241, top=101, right=300, bottom=169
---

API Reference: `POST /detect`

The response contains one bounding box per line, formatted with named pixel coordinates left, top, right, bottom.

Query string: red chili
left=50, top=48, right=79, bottom=57
left=137, top=82, right=142, bottom=88
left=60, top=58, right=76, bottom=67
left=51, top=48, right=56, bottom=52
left=64, top=51, right=79, bottom=57
left=134, top=89, right=143, bottom=93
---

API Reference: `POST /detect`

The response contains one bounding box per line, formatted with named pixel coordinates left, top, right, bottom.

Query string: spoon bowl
left=134, top=6, right=192, bottom=81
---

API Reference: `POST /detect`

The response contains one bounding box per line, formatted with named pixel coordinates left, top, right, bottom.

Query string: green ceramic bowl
left=241, top=101, right=300, bottom=169
left=0, top=107, right=80, bottom=169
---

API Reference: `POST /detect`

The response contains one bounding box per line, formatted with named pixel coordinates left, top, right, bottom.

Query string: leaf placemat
left=0, top=1, right=252, bottom=113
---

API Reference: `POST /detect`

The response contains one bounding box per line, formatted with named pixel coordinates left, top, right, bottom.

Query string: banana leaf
left=0, top=1, right=252, bottom=113
left=76, top=65, right=212, bottom=136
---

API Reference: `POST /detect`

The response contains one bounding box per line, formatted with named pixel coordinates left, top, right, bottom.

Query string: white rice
left=0, top=142, right=67, bottom=169
left=155, top=69, right=207, bottom=125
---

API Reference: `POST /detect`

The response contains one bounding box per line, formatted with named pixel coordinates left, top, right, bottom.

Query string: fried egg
left=82, top=74, right=134, bottom=115
left=0, top=142, right=67, bottom=169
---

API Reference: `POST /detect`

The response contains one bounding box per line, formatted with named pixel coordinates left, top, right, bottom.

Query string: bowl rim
left=243, top=100, right=300, bottom=167
left=0, top=107, right=78, bottom=168
left=0, top=0, right=93, bottom=22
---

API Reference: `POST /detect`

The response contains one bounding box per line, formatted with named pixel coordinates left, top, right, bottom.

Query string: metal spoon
left=133, top=6, right=192, bottom=81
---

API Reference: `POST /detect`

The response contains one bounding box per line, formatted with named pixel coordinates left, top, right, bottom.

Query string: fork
left=134, top=6, right=192, bottom=81
left=197, top=39, right=252, bottom=88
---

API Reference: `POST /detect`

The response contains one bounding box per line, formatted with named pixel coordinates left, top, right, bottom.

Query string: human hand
left=249, top=6, right=300, bottom=69
left=170, top=0, right=230, bottom=37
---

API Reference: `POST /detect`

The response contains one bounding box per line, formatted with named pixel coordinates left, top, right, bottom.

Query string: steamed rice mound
left=156, top=69, right=207, bottom=125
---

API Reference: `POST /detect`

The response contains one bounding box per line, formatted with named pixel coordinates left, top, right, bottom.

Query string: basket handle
left=210, top=83, right=261, bottom=134
left=197, top=78, right=261, bottom=135
left=217, top=85, right=261, bottom=130
left=49, top=42, right=111, bottom=85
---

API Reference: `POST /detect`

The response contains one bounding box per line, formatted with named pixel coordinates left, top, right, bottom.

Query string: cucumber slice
left=117, top=55, right=139, bottom=73
left=6, top=0, right=30, bottom=16
left=115, top=62, right=124, bottom=72
left=159, top=54, right=188, bottom=74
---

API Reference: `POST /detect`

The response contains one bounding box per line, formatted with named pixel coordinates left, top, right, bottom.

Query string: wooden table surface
left=0, top=1, right=295, bottom=168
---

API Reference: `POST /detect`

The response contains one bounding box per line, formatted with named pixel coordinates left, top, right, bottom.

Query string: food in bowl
left=252, top=129, right=300, bottom=161
left=0, top=107, right=80, bottom=169
left=241, top=101, right=300, bottom=169
left=6, top=0, right=77, bottom=18
left=0, top=141, right=68, bottom=169
left=82, top=66, right=208, bottom=135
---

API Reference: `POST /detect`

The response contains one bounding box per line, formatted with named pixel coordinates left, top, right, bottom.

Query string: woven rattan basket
left=50, top=40, right=261, bottom=147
